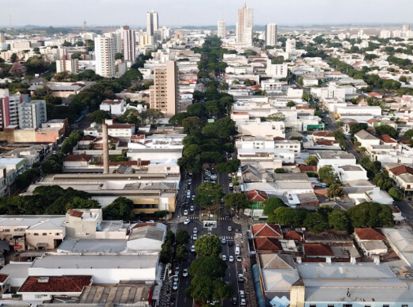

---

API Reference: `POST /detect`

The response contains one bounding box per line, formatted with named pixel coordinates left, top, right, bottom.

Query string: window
left=328, top=305, right=334, bottom=307
left=343, top=305, right=352, bottom=307
left=401, top=305, right=408, bottom=307
left=382, top=305, right=389, bottom=307
left=34, top=233, right=39, bottom=236
left=309, top=305, right=316, bottom=307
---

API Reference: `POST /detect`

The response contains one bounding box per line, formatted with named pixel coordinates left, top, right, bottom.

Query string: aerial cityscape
left=1, top=1, right=413, bottom=307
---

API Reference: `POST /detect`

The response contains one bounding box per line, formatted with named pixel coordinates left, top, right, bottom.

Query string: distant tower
left=236, top=2, right=253, bottom=46
left=217, top=20, right=226, bottom=38
left=266, top=23, right=278, bottom=47
left=83, top=20, right=87, bottom=31
left=94, top=35, right=115, bottom=78
left=121, top=26, right=136, bottom=62
left=146, top=10, right=159, bottom=45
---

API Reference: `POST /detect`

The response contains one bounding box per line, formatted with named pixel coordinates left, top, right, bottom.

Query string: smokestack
left=102, top=123, right=109, bottom=174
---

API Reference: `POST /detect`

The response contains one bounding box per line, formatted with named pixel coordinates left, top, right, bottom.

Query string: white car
left=183, top=210, right=188, bottom=216
left=172, top=282, right=178, bottom=291
left=192, top=233, right=198, bottom=240
left=184, top=218, right=190, bottom=225
left=182, top=268, right=188, bottom=277
left=240, top=298, right=246, bottom=306
left=193, top=227, right=198, bottom=234
left=236, top=255, right=242, bottom=262
left=221, top=237, right=226, bottom=244
left=229, top=255, right=234, bottom=262
left=190, top=245, right=195, bottom=253
left=222, top=254, right=227, bottom=261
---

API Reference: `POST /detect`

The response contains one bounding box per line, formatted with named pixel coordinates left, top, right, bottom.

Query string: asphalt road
left=168, top=171, right=247, bottom=307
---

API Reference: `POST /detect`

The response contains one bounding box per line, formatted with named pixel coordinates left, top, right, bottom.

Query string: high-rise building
left=149, top=61, right=178, bottom=117
left=266, top=23, right=278, bottom=47
left=236, top=3, right=253, bottom=46
left=146, top=10, right=159, bottom=44
left=56, top=48, right=78, bottom=74
left=217, top=20, right=226, bottom=38
left=18, top=100, right=47, bottom=129
left=286, top=38, right=296, bottom=55
left=94, top=35, right=115, bottom=78
left=121, top=26, right=136, bottom=62
left=0, top=89, right=20, bottom=130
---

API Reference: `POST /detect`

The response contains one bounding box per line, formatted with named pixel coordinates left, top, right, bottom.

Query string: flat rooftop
left=31, top=255, right=158, bottom=269
left=79, top=284, right=150, bottom=305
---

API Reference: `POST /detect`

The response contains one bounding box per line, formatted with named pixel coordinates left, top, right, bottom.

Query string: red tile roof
left=0, top=274, right=8, bottom=283
left=246, top=190, right=268, bottom=202
left=354, top=228, right=385, bottom=241
left=298, top=164, right=317, bottom=173
left=313, top=131, right=334, bottom=137
left=18, top=276, right=92, bottom=293
left=68, top=209, right=83, bottom=218
left=254, top=237, right=282, bottom=252
left=284, top=230, right=303, bottom=242
left=64, top=154, right=92, bottom=162
left=380, top=134, right=397, bottom=144
left=303, top=243, right=334, bottom=257
left=251, top=223, right=282, bottom=238
left=389, top=165, right=413, bottom=176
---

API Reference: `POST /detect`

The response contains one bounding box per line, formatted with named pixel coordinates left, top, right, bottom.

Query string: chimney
left=102, top=123, right=109, bottom=174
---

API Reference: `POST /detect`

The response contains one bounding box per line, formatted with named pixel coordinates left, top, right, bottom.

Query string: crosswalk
left=186, top=216, right=232, bottom=221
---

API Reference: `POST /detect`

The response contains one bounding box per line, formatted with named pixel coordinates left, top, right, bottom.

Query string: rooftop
left=355, top=228, right=385, bottom=241
left=79, top=284, right=150, bottom=304
left=18, top=275, right=92, bottom=293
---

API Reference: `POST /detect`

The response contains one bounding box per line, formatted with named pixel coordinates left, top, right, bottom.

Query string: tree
left=287, top=101, right=296, bottom=107
left=304, top=212, right=329, bottom=233
left=327, top=183, right=344, bottom=199
left=375, top=124, right=398, bottom=138
left=176, top=230, right=190, bottom=245
left=305, top=155, right=318, bottom=166
left=388, top=187, right=403, bottom=201
left=263, top=197, right=286, bottom=216
left=115, top=52, right=124, bottom=60
left=89, top=110, right=111, bottom=124
left=176, top=244, right=188, bottom=262
left=318, top=165, right=337, bottom=185
left=328, top=209, right=350, bottom=232
left=347, top=202, right=394, bottom=228
left=270, top=207, right=308, bottom=227
left=349, top=123, right=368, bottom=135
left=223, top=193, right=249, bottom=212
left=195, top=234, right=221, bottom=257
left=41, top=154, right=63, bottom=174
left=10, top=53, right=18, bottom=63
left=373, top=171, right=394, bottom=191
left=160, top=242, right=173, bottom=264
left=102, top=197, right=135, bottom=220
left=195, top=183, right=223, bottom=210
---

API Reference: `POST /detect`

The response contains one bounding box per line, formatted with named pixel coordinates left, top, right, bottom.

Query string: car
left=172, top=281, right=178, bottom=291
left=192, top=195, right=195, bottom=200
left=229, top=255, right=234, bottom=262
left=238, top=273, right=244, bottom=283
left=184, top=218, right=190, bottom=225
left=235, top=245, right=240, bottom=255
left=239, top=290, right=245, bottom=298
left=190, top=205, right=195, bottom=212
left=173, top=275, right=179, bottom=283
left=193, top=227, right=198, bottom=234
left=190, top=245, right=195, bottom=253
left=192, top=233, right=198, bottom=240
left=175, top=266, right=180, bottom=274
left=221, top=237, right=226, bottom=244
left=222, top=254, right=227, bottom=261
left=236, top=255, right=242, bottom=262
left=232, top=296, right=238, bottom=305
left=240, top=298, right=246, bottom=306
left=182, top=268, right=188, bottom=277
left=227, top=226, right=232, bottom=232
left=183, top=210, right=188, bottom=216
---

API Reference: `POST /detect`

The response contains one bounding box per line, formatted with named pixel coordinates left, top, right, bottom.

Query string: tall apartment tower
left=94, top=35, right=115, bottom=78
left=0, top=89, right=20, bottom=130
left=217, top=20, right=226, bottom=38
left=266, top=23, right=278, bottom=47
left=56, top=48, right=78, bottom=74
left=18, top=100, right=47, bottom=129
left=121, top=26, right=136, bottom=62
left=146, top=10, right=159, bottom=45
left=236, top=3, right=253, bottom=46
left=149, top=61, right=178, bottom=117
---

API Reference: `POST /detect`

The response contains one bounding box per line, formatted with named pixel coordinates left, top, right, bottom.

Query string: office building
left=149, top=61, right=178, bottom=117
left=236, top=3, right=254, bottom=46
left=18, top=100, right=47, bottom=129
left=266, top=23, right=278, bottom=46
left=146, top=10, right=159, bottom=45
left=94, top=35, right=115, bottom=78
left=217, top=20, right=226, bottom=38
left=121, top=26, right=136, bottom=62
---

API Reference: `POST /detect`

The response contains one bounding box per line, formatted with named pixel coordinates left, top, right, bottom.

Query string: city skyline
left=1, top=0, right=413, bottom=27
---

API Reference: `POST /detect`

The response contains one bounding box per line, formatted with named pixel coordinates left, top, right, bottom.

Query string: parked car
left=229, top=255, right=234, bottom=262
left=182, top=268, right=188, bottom=277
left=184, top=218, right=190, bottom=225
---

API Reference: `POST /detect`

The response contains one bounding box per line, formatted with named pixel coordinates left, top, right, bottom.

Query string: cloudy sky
left=1, top=0, right=412, bottom=27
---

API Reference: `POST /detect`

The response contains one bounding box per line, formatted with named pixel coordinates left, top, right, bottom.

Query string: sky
left=1, top=0, right=412, bottom=27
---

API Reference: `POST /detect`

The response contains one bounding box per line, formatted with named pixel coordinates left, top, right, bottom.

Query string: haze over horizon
left=1, top=0, right=413, bottom=27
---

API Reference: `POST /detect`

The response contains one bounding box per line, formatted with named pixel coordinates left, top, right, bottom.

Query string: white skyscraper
left=146, top=10, right=159, bottom=45
left=121, top=26, right=136, bottom=62
left=94, top=35, right=115, bottom=78
left=217, top=20, right=226, bottom=38
left=266, top=23, right=278, bottom=47
left=236, top=3, right=253, bottom=46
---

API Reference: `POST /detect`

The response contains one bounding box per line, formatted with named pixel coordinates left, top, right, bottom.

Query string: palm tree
left=328, top=183, right=344, bottom=200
